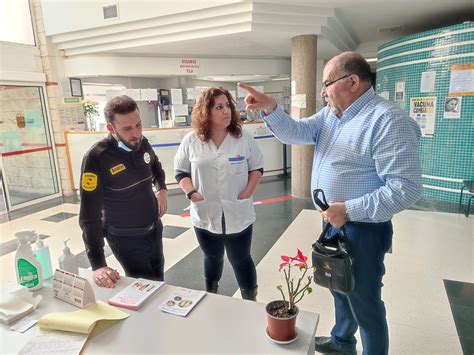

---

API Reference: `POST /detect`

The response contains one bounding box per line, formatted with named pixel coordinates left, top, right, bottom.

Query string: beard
left=115, top=132, right=142, bottom=151
left=329, top=106, right=342, bottom=117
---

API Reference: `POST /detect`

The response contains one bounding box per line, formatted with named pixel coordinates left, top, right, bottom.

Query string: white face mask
left=117, top=139, right=133, bottom=152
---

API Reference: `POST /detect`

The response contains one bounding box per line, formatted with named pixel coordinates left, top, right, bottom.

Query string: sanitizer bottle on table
left=14, top=231, right=43, bottom=291
left=33, top=237, right=54, bottom=280
left=58, top=239, right=79, bottom=275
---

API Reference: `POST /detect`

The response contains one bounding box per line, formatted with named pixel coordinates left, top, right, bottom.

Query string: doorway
left=0, top=85, right=61, bottom=211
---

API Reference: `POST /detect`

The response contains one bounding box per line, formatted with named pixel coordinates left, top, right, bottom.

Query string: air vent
left=103, top=4, right=119, bottom=20
left=378, top=25, right=403, bottom=33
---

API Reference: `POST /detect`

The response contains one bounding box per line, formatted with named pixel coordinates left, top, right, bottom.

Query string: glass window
left=0, top=85, right=59, bottom=207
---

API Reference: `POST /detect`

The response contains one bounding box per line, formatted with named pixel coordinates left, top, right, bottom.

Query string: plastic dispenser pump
left=14, top=231, right=43, bottom=291
left=58, top=239, right=79, bottom=275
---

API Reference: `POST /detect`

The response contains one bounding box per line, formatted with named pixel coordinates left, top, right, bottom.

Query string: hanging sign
left=179, top=58, right=200, bottom=75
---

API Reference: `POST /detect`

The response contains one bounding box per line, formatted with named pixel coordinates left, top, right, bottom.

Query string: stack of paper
left=108, top=278, right=165, bottom=310
left=0, top=286, right=42, bottom=325
left=38, top=300, right=129, bottom=334
left=159, top=287, right=206, bottom=317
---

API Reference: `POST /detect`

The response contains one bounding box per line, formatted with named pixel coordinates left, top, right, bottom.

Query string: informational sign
left=52, top=269, right=95, bottom=309
left=291, top=94, right=306, bottom=109
left=395, top=81, right=405, bottom=109
left=449, top=63, right=474, bottom=96
left=60, top=105, right=85, bottom=130
left=420, top=71, right=436, bottom=93
left=172, top=104, right=189, bottom=117
left=178, top=58, right=200, bottom=75
left=140, top=89, right=158, bottom=101
left=170, top=88, right=183, bottom=104
left=186, top=88, right=197, bottom=100
left=123, top=89, right=141, bottom=101
left=106, top=89, right=124, bottom=101
left=395, top=81, right=405, bottom=101
left=409, top=97, right=436, bottom=136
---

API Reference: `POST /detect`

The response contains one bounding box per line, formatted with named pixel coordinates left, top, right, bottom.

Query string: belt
left=345, top=220, right=391, bottom=226
left=104, top=221, right=156, bottom=237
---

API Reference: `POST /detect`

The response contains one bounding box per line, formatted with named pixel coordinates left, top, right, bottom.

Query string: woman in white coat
left=174, top=87, right=263, bottom=301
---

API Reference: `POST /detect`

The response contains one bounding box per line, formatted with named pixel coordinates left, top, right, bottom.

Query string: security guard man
left=79, top=95, right=168, bottom=288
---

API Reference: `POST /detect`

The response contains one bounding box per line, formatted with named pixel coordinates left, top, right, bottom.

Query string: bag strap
left=313, top=189, right=350, bottom=251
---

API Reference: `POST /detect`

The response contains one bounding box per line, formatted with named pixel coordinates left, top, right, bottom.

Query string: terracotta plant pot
left=265, top=300, right=299, bottom=342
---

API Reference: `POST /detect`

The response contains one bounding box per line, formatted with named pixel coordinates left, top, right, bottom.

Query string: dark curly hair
left=191, top=87, right=242, bottom=142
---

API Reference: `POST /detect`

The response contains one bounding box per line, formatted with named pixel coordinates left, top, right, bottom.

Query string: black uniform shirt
left=79, top=134, right=166, bottom=270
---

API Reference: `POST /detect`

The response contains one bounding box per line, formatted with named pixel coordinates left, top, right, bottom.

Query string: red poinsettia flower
left=277, top=248, right=314, bottom=311
left=279, top=255, right=292, bottom=270
left=293, top=248, right=308, bottom=267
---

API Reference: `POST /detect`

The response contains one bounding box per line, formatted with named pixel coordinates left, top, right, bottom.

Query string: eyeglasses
left=322, top=74, right=351, bottom=90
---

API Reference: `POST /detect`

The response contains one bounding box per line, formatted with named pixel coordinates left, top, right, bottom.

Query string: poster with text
left=449, top=63, right=474, bottom=96
left=409, top=97, right=436, bottom=136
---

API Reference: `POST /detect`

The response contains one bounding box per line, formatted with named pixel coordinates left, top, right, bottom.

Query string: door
left=0, top=85, right=61, bottom=210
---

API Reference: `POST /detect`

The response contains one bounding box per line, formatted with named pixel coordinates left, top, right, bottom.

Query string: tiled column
left=31, top=0, right=75, bottom=195
left=290, top=35, right=317, bottom=198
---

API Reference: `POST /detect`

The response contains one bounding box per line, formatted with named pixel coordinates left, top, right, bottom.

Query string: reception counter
left=64, top=122, right=290, bottom=191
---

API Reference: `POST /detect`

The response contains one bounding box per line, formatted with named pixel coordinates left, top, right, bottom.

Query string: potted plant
left=82, top=98, right=99, bottom=131
left=266, top=248, right=314, bottom=342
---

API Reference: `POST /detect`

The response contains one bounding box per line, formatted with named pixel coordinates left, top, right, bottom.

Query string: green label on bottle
left=18, top=258, right=39, bottom=288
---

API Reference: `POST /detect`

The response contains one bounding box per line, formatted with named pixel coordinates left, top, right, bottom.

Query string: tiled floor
left=1, top=176, right=472, bottom=354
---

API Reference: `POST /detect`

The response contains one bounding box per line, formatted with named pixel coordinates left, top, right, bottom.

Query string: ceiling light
left=366, top=58, right=377, bottom=63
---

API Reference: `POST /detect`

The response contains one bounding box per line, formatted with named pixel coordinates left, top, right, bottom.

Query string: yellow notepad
left=38, top=300, right=129, bottom=334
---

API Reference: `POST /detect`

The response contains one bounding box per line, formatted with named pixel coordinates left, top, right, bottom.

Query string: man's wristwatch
left=187, top=190, right=198, bottom=200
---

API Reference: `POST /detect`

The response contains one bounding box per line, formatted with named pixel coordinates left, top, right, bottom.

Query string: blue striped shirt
left=263, top=88, right=422, bottom=223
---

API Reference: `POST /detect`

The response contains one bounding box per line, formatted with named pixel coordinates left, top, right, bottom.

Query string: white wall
left=0, top=42, right=45, bottom=82
left=63, top=56, right=290, bottom=79
left=41, top=0, right=241, bottom=35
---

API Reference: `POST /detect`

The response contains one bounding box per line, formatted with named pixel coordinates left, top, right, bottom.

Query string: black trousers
left=104, top=220, right=164, bottom=281
left=194, top=224, right=257, bottom=290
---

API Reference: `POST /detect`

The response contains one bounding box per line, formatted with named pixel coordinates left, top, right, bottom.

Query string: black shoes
left=315, top=336, right=357, bottom=354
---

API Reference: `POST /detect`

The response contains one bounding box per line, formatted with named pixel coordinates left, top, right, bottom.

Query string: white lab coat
left=174, top=130, right=264, bottom=234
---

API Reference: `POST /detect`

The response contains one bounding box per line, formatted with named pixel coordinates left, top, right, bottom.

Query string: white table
left=1, top=274, right=319, bottom=354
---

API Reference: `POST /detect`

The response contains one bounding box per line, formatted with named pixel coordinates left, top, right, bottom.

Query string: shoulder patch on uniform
left=82, top=172, right=98, bottom=191
left=110, top=164, right=126, bottom=175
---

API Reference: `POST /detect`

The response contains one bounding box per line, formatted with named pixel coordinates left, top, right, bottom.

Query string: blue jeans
left=328, top=221, right=393, bottom=355
left=194, top=224, right=257, bottom=290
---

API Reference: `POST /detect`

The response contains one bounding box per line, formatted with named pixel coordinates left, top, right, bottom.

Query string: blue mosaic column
left=376, top=22, right=474, bottom=203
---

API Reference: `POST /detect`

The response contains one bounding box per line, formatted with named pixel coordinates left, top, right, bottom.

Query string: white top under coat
left=174, top=130, right=264, bottom=234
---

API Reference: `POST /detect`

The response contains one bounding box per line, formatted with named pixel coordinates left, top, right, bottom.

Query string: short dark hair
left=104, top=95, right=139, bottom=124
left=337, top=52, right=373, bottom=83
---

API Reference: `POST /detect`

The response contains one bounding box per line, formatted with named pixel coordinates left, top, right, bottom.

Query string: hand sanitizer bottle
left=33, top=237, right=54, bottom=280
left=58, top=239, right=79, bottom=275
left=15, top=231, right=43, bottom=291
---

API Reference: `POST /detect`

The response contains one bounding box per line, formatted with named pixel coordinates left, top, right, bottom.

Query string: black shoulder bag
left=311, top=189, right=355, bottom=294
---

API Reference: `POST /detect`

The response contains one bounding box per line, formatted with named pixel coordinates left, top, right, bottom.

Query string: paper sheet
left=10, top=316, right=37, bottom=333
left=38, top=300, right=129, bottom=334
left=19, top=329, right=87, bottom=355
